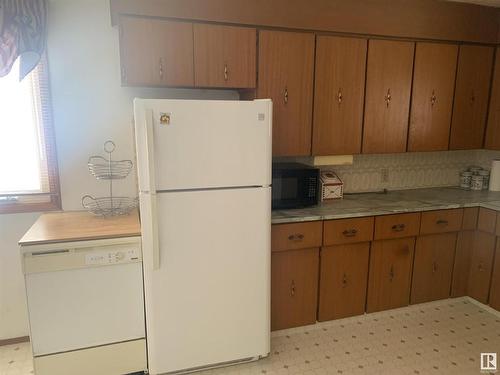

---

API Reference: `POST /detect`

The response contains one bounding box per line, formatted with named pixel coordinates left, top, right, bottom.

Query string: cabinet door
left=362, top=40, right=415, bottom=154
left=119, top=17, right=194, bottom=87
left=408, top=43, right=458, bottom=152
left=468, top=231, right=496, bottom=304
left=318, top=243, right=370, bottom=321
left=312, top=36, right=367, bottom=155
left=367, top=237, right=415, bottom=313
left=194, top=24, right=256, bottom=88
left=449, top=45, right=494, bottom=150
left=451, top=231, right=474, bottom=297
left=411, top=233, right=457, bottom=304
left=486, top=48, right=500, bottom=150
left=258, top=30, right=315, bottom=156
left=271, top=248, right=319, bottom=330
left=489, top=240, right=500, bottom=311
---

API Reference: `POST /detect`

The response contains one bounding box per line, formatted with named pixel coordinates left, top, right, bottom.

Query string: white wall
left=0, top=0, right=237, bottom=340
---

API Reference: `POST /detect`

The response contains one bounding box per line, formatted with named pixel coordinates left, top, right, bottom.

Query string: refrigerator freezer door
left=142, top=187, right=271, bottom=374
left=134, top=99, right=272, bottom=192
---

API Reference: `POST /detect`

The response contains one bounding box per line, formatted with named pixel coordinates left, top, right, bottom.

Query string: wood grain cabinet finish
left=489, top=241, right=500, bottom=311
left=408, top=43, right=458, bottom=152
left=485, top=48, right=500, bottom=150
left=451, top=230, right=475, bottom=297
left=362, top=40, right=415, bottom=154
left=312, top=36, right=367, bottom=155
left=193, top=24, right=256, bottom=88
left=323, top=217, right=374, bottom=245
left=257, top=30, right=315, bottom=156
left=462, top=207, right=479, bottom=231
left=477, top=207, right=497, bottom=234
left=119, top=17, right=194, bottom=87
left=411, top=233, right=457, bottom=304
left=318, top=243, right=370, bottom=321
left=366, top=237, right=415, bottom=313
left=271, top=248, right=319, bottom=330
left=468, top=231, right=496, bottom=304
left=419, top=209, right=463, bottom=235
left=450, top=45, right=494, bottom=150
left=271, top=221, right=323, bottom=252
left=374, top=213, right=421, bottom=240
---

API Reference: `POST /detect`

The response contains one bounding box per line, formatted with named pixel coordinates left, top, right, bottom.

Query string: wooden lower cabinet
left=488, top=240, right=500, bottom=310
left=271, top=248, right=319, bottom=330
left=468, top=231, right=496, bottom=304
left=451, top=231, right=474, bottom=297
left=367, top=237, right=415, bottom=313
left=318, top=243, right=370, bottom=321
left=411, top=233, right=457, bottom=304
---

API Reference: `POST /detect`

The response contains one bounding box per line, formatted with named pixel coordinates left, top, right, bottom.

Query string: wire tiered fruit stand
left=82, top=141, right=138, bottom=216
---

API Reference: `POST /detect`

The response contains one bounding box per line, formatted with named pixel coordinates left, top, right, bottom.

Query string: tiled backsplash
left=279, top=150, right=500, bottom=194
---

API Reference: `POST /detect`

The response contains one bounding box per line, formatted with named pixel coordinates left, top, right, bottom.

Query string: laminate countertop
left=19, top=210, right=141, bottom=246
left=271, top=187, right=500, bottom=224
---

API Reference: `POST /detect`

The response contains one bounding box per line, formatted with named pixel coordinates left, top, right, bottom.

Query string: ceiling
left=448, top=0, right=500, bottom=7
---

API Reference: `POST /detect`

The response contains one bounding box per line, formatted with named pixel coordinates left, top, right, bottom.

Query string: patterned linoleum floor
left=1, top=297, right=499, bottom=375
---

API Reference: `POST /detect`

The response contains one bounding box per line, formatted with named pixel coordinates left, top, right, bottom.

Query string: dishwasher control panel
left=85, top=247, right=141, bottom=266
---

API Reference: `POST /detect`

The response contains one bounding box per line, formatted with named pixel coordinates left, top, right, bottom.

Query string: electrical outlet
left=381, top=168, right=389, bottom=183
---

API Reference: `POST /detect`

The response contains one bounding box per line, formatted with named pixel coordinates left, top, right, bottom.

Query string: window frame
left=0, top=55, right=61, bottom=214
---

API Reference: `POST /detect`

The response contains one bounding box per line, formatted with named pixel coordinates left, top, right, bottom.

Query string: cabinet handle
left=342, top=273, right=348, bottom=288
left=430, top=90, right=437, bottom=106
left=337, top=88, right=343, bottom=105
left=342, top=229, right=358, bottom=237
left=224, top=64, right=229, bottom=81
left=470, top=91, right=475, bottom=105
left=432, top=261, right=438, bottom=273
left=159, top=58, right=164, bottom=79
left=284, top=88, right=289, bottom=104
left=478, top=263, right=484, bottom=272
left=391, top=223, right=406, bottom=232
left=290, top=280, right=296, bottom=297
left=288, top=233, right=304, bottom=241
left=384, top=89, right=392, bottom=108
left=436, top=219, right=448, bottom=226
left=389, top=265, right=395, bottom=282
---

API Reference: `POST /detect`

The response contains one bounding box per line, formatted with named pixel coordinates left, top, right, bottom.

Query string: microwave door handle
left=144, top=109, right=160, bottom=270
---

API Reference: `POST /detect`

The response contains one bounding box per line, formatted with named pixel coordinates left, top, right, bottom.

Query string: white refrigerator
left=134, top=99, right=272, bottom=374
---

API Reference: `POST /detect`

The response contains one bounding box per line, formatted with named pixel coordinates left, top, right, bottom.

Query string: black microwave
left=272, top=163, right=320, bottom=210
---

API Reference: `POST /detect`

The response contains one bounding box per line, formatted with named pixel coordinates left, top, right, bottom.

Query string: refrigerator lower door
left=142, top=187, right=271, bottom=374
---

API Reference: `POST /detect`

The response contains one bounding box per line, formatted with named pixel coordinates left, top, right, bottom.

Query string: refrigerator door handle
left=149, top=192, right=160, bottom=270
left=145, top=109, right=160, bottom=270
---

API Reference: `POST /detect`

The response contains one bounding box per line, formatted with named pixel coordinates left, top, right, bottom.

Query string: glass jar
left=460, top=171, right=473, bottom=190
left=479, top=169, right=490, bottom=190
left=471, top=175, right=484, bottom=191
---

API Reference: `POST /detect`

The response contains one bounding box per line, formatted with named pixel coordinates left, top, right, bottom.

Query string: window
left=0, top=56, right=60, bottom=214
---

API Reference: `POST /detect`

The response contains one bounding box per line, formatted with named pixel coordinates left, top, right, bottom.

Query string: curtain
left=0, top=0, right=47, bottom=80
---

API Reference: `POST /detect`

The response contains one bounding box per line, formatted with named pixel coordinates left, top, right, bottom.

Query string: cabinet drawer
left=462, top=207, right=479, bottom=230
left=323, top=217, right=374, bottom=245
left=478, top=208, right=497, bottom=234
left=271, top=221, right=323, bottom=252
left=374, top=213, right=421, bottom=240
left=420, top=209, right=463, bottom=235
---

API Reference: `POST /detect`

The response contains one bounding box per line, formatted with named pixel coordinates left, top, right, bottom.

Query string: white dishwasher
left=20, top=236, right=147, bottom=375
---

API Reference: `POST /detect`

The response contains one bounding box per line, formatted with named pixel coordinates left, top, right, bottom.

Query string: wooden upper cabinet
left=485, top=48, right=500, bottom=150
left=312, top=36, right=367, bottom=156
left=449, top=45, right=494, bottom=150
left=119, top=17, right=194, bottom=87
left=362, top=40, right=415, bottom=154
left=194, top=24, right=256, bottom=89
left=257, top=30, right=315, bottom=156
left=408, top=43, right=458, bottom=152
